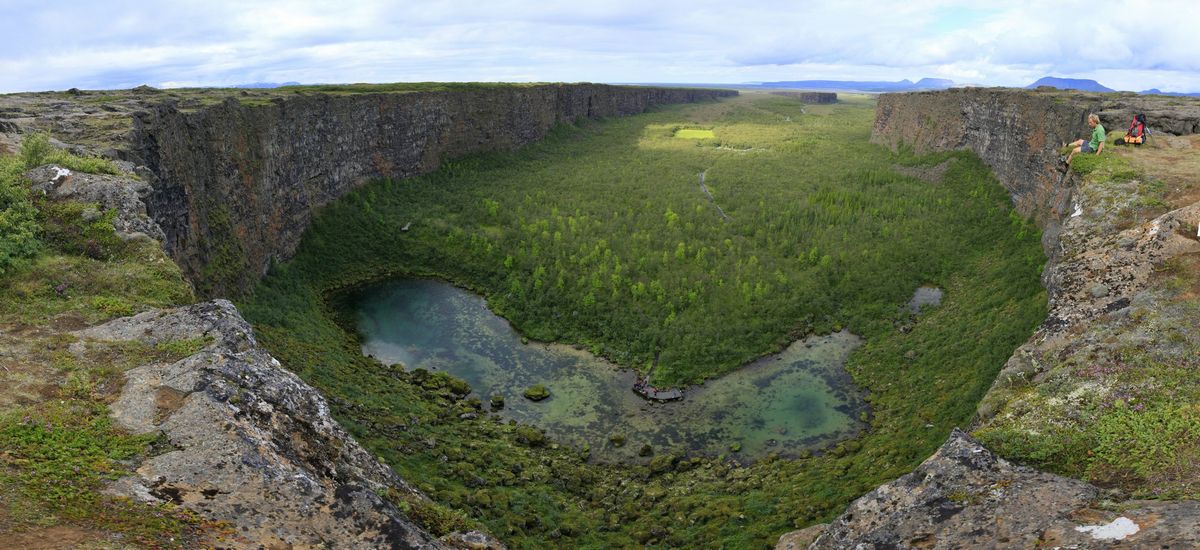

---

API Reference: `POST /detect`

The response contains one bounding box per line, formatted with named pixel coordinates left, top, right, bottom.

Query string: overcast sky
left=2, top=0, right=1197, bottom=93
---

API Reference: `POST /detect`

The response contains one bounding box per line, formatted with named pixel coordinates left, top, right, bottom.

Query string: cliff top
left=0, top=82, right=735, bottom=157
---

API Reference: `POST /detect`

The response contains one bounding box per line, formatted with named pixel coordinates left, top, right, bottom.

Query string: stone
left=83, top=300, right=448, bottom=549
left=25, top=164, right=165, bottom=243
left=811, top=429, right=1200, bottom=549
left=768, top=91, right=837, bottom=104
left=775, top=524, right=828, bottom=550
left=442, top=530, right=506, bottom=549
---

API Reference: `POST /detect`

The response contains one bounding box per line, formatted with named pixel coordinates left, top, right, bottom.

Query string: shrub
left=20, top=132, right=54, bottom=169
left=37, top=200, right=123, bottom=259
left=20, top=132, right=119, bottom=174
left=0, top=156, right=40, bottom=274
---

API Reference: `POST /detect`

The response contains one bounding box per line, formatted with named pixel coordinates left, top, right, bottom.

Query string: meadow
left=239, top=92, right=1048, bottom=546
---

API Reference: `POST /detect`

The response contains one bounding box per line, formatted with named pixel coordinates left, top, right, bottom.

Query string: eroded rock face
left=873, top=88, right=1200, bottom=257
left=130, top=85, right=735, bottom=297
left=842, top=86, right=1200, bottom=550
left=769, top=91, right=837, bottom=104
left=810, top=430, right=1200, bottom=549
left=79, top=300, right=446, bottom=549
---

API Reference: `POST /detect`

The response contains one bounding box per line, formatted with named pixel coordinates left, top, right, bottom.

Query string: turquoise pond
left=346, top=279, right=867, bottom=461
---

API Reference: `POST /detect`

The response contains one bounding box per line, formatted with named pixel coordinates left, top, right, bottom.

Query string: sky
left=2, top=0, right=1198, bottom=93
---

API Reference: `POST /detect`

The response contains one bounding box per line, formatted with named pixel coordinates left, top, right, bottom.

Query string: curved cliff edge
left=128, top=84, right=736, bottom=298
left=1, top=84, right=729, bottom=548
left=783, top=88, right=1200, bottom=548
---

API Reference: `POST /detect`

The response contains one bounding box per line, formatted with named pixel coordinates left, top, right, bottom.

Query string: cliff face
left=873, top=88, right=1200, bottom=258
left=130, top=85, right=735, bottom=297
left=791, top=88, right=1200, bottom=549
left=768, top=91, right=838, bottom=104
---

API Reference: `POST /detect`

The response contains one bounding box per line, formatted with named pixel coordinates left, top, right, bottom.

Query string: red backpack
left=1117, top=114, right=1148, bottom=145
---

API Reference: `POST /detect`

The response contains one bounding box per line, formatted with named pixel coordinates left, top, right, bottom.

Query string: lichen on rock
left=82, top=300, right=448, bottom=548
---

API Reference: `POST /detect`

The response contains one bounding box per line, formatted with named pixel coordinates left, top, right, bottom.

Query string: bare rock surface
left=810, top=429, right=1200, bottom=549
left=78, top=300, right=447, bottom=549
left=775, top=524, right=828, bottom=549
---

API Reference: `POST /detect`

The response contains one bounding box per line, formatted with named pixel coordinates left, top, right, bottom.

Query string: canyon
left=3, top=84, right=1198, bottom=548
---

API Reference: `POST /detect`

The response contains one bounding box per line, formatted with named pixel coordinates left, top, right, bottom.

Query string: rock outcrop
left=129, top=84, right=735, bottom=297
left=78, top=300, right=451, bottom=548
left=806, top=86, right=1200, bottom=549
left=873, top=88, right=1200, bottom=257
left=805, top=430, right=1200, bottom=548
left=25, top=164, right=165, bottom=243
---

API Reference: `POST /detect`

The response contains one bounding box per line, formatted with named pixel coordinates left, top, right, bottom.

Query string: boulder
left=810, top=429, right=1200, bottom=549
left=84, top=300, right=447, bottom=549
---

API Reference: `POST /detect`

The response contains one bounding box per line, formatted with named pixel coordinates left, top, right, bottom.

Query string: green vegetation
left=674, top=128, right=716, bottom=139
left=0, top=142, right=203, bottom=544
left=0, top=154, right=40, bottom=274
left=2, top=133, right=123, bottom=275
left=975, top=146, right=1200, bottom=500
left=242, top=93, right=1047, bottom=546
left=250, top=93, right=1043, bottom=386
left=522, top=384, right=551, bottom=401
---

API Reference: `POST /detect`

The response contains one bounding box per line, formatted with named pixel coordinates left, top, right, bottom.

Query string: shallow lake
left=347, top=279, right=866, bottom=461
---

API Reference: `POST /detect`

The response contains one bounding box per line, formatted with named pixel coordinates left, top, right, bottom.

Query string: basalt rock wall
left=873, top=88, right=1200, bottom=257
left=873, top=88, right=1090, bottom=259
left=131, top=85, right=735, bottom=297
left=795, top=86, right=1200, bottom=550
left=768, top=91, right=837, bottom=104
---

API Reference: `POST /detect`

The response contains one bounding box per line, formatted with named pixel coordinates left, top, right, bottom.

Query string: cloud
left=0, top=0, right=1197, bottom=93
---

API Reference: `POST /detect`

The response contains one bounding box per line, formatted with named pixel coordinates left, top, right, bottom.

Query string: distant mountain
left=913, top=78, right=955, bottom=89
left=1026, top=77, right=1114, bottom=92
left=751, top=78, right=955, bottom=92
left=232, top=82, right=302, bottom=89
left=1140, top=88, right=1200, bottom=97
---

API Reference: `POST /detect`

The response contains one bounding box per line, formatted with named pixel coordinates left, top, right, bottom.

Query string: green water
left=349, top=279, right=866, bottom=461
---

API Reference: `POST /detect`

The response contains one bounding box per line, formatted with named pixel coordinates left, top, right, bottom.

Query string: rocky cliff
left=782, top=88, right=1200, bottom=548
left=873, top=88, right=1200, bottom=258
left=83, top=300, right=447, bottom=549
left=768, top=91, right=838, bottom=104
left=1, top=83, right=728, bottom=548
left=128, top=84, right=734, bottom=297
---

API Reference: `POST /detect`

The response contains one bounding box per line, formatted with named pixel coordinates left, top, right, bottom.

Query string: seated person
left=1066, top=114, right=1105, bottom=164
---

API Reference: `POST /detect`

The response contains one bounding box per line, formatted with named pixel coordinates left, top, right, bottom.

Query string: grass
left=674, top=128, right=716, bottom=139
left=240, top=92, right=1047, bottom=547
left=0, top=141, right=205, bottom=545
left=975, top=142, right=1200, bottom=500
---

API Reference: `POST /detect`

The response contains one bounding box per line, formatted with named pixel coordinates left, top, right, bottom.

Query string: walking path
left=699, top=169, right=732, bottom=221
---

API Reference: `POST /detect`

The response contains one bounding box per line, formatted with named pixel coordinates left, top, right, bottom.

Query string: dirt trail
left=698, top=170, right=731, bottom=221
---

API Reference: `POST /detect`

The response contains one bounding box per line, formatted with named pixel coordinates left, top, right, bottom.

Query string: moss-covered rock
left=515, top=426, right=547, bottom=447
left=522, top=384, right=550, bottom=401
